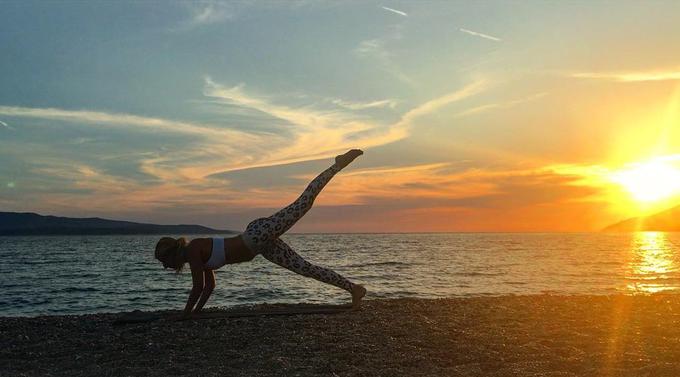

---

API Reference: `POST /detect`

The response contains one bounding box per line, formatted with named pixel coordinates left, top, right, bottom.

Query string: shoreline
left=4, top=294, right=680, bottom=376
left=1, top=290, right=674, bottom=319
left=0, top=291, right=673, bottom=319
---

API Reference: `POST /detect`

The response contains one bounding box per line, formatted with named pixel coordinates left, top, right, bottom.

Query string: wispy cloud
left=0, top=119, right=12, bottom=130
left=0, top=104, right=263, bottom=182
left=2, top=78, right=486, bottom=184
left=0, top=78, right=412, bottom=184
left=395, top=80, right=489, bottom=130
left=200, top=77, right=489, bottom=178
left=459, top=28, right=502, bottom=42
left=571, top=69, right=680, bottom=82
left=0, top=105, right=252, bottom=141
left=354, top=39, right=387, bottom=57
left=190, top=1, right=232, bottom=24
left=354, top=38, right=415, bottom=86
left=1, top=78, right=492, bottom=226
left=454, top=92, right=547, bottom=118
left=329, top=98, right=398, bottom=110
left=381, top=6, right=408, bottom=17
left=200, top=77, right=405, bottom=175
left=175, top=1, right=233, bottom=31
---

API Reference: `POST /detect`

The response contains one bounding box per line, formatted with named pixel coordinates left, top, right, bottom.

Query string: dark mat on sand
left=113, top=304, right=352, bottom=325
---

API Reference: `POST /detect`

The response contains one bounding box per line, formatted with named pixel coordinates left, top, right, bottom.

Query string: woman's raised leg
left=242, top=149, right=363, bottom=249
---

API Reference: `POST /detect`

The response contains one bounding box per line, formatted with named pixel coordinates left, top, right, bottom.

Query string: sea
left=2, top=232, right=680, bottom=317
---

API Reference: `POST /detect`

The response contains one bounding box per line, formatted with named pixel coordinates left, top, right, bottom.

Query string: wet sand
left=3, top=295, right=680, bottom=376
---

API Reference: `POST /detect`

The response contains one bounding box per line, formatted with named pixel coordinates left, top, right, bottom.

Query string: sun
left=610, top=158, right=680, bottom=203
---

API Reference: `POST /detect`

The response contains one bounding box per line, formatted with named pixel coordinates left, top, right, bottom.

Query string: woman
left=154, top=149, right=367, bottom=319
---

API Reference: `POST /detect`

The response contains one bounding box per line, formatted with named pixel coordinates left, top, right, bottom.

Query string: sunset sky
left=2, top=1, right=680, bottom=232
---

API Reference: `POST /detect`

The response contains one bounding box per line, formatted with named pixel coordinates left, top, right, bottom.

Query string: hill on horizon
left=0, top=212, right=236, bottom=235
left=603, top=204, right=680, bottom=232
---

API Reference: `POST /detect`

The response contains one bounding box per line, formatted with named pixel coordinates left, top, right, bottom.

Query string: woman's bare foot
left=351, top=284, right=367, bottom=309
left=335, top=149, right=363, bottom=170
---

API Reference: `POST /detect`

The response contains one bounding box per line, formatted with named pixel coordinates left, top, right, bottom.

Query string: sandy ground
left=3, top=295, right=680, bottom=376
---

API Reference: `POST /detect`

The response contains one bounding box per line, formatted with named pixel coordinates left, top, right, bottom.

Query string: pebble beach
left=4, top=294, right=680, bottom=376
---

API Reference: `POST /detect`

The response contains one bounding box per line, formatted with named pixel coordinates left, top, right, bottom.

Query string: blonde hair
left=154, top=237, right=188, bottom=272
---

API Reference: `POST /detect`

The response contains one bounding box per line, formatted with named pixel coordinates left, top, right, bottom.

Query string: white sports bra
left=204, top=238, right=226, bottom=270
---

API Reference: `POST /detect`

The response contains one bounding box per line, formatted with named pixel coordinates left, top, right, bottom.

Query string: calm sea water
left=2, top=232, right=680, bottom=317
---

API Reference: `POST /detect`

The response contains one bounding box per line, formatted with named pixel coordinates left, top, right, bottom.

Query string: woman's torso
left=196, top=235, right=257, bottom=269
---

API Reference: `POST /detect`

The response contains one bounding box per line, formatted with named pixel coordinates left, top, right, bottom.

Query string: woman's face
left=160, top=252, right=181, bottom=269
left=163, top=253, right=179, bottom=270
left=160, top=255, right=172, bottom=269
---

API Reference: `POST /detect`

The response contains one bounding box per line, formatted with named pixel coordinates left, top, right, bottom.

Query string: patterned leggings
left=242, top=164, right=355, bottom=292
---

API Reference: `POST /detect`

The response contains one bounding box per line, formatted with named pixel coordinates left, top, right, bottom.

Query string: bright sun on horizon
left=610, top=158, right=680, bottom=204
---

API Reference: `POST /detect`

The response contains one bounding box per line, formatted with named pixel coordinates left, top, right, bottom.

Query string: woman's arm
left=182, top=248, right=205, bottom=318
left=194, top=270, right=216, bottom=314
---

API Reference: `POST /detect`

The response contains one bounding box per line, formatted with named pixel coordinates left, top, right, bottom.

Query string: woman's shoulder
left=186, top=238, right=213, bottom=264
left=188, top=237, right=212, bottom=250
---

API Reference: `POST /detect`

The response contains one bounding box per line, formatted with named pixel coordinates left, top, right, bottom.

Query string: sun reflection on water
left=627, top=232, right=677, bottom=293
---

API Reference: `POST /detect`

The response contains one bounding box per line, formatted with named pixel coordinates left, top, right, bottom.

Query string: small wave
left=4, top=297, right=51, bottom=306
left=344, top=261, right=415, bottom=268
left=52, top=273, right=102, bottom=279
left=22, top=260, right=71, bottom=266
left=505, top=281, right=528, bottom=285
left=561, top=271, right=617, bottom=277
left=140, top=287, right=184, bottom=294
left=624, top=276, right=680, bottom=282
left=449, top=271, right=505, bottom=277
left=123, top=296, right=147, bottom=302
left=54, top=287, right=99, bottom=293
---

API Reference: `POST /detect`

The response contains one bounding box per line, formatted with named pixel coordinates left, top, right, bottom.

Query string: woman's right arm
left=181, top=248, right=205, bottom=319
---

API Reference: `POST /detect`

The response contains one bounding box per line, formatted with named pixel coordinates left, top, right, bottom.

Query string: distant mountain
left=0, top=212, right=236, bottom=235
left=603, top=204, right=680, bottom=232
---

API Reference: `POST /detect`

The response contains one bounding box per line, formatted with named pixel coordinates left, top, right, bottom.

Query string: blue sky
left=2, top=1, right=680, bottom=231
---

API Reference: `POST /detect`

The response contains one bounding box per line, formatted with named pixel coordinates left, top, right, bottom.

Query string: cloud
left=71, top=137, right=97, bottom=145
left=199, top=77, right=409, bottom=175
left=381, top=6, right=408, bottom=17
left=306, top=162, right=492, bottom=205
left=453, top=92, right=547, bottom=118
left=200, top=77, right=489, bottom=177
left=7, top=131, right=619, bottom=232
left=0, top=76, right=487, bottom=184
left=329, top=98, right=398, bottom=110
left=0, top=105, right=251, bottom=140
left=354, top=38, right=415, bottom=85
left=354, top=39, right=389, bottom=59
left=571, top=69, right=680, bottom=82
left=0, top=119, right=12, bottom=130
left=276, top=159, right=617, bottom=232
left=1, top=77, right=495, bottom=229
left=175, top=1, right=233, bottom=31
left=459, top=28, right=502, bottom=42
left=395, top=80, right=489, bottom=130
left=0, top=104, right=266, bottom=182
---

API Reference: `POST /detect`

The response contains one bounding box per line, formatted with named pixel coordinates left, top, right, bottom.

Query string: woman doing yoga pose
left=154, top=149, right=367, bottom=319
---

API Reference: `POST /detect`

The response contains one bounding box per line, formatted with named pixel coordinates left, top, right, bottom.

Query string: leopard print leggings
left=242, top=163, right=355, bottom=292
